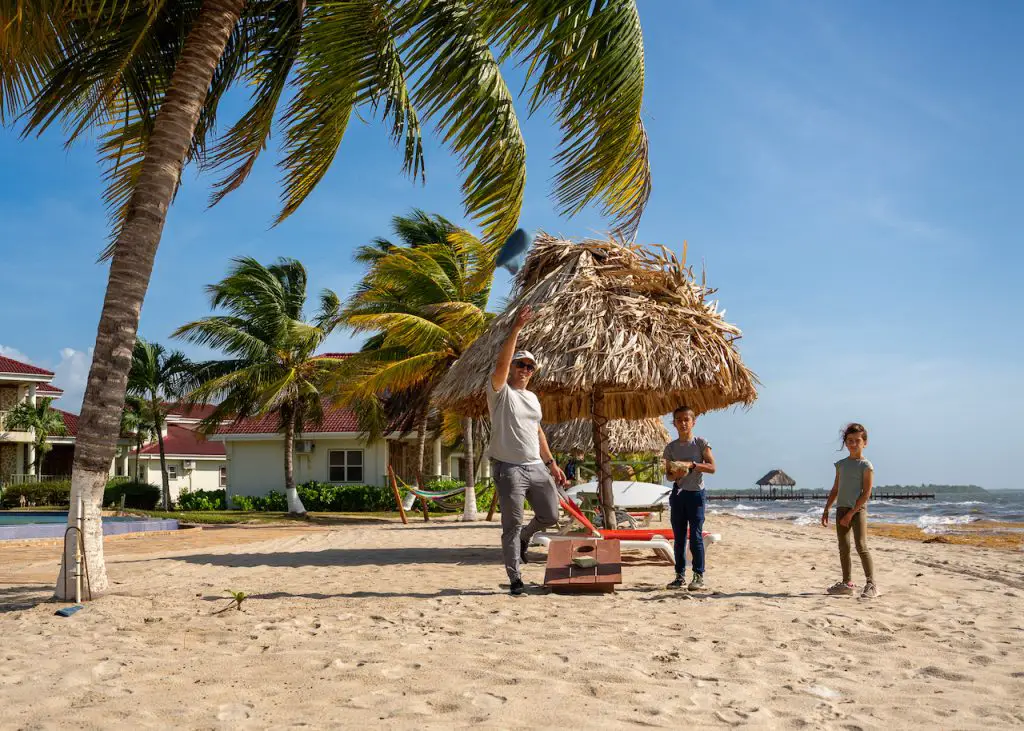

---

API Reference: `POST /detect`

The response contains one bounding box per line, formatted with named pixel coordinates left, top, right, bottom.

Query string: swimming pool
left=0, top=512, right=179, bottom=540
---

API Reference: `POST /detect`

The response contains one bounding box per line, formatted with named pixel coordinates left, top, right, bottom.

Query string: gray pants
left=494, top=460, right=560, bottom=581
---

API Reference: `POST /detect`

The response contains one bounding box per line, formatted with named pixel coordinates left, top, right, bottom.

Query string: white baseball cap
left=512, top=350, right=537, bottom=366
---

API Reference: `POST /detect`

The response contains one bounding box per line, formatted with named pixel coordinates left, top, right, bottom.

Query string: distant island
left=877, top=484, right=989, bottom=495
left=711, top=484, right=989, bottom=496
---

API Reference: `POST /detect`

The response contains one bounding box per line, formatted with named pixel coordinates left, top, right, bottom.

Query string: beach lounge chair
left=532, top=493, right=720, bottom=563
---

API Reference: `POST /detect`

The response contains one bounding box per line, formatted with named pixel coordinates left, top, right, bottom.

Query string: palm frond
left=275, top=0, right=423, bottom=223
left=477, top=0, right=650, bottom=236
left=400, top=0, right=526, bottom=246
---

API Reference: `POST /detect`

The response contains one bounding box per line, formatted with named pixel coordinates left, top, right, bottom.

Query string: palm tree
left=174, top=257, right=344, bottom=515
left=126, top=338, right=192, bottom=509
left=4, top=1, right=649, bottom=596
left=335, top=215, right=495, bottom=520
left=5, top=400, right=68, bottom=477
left=120, top=396, right=158, bottom=482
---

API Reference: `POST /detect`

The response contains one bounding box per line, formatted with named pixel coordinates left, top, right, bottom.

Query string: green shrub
left=1, top=480, right=72, bottom=507
left=178, top=488, right=226, bottom=511
left=223, top=479, right=497, bottom=513
left=231, top=490, right=287, bottom=512
left=104, top=480, right=161, bottom=510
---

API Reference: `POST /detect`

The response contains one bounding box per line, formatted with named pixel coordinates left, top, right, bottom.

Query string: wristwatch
left=544, top=459, right=554, bottom=468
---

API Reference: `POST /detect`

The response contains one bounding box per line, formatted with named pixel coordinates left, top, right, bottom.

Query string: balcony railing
left=1, top=473, right=61, bottom=486
left=0, top=410, right=29, bottom=432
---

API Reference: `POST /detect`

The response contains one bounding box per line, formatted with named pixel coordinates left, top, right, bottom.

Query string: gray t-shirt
left=663, top=437, right=711, bottom=492
left=835, top=457, right=873, bottom=508
left=486, top=383, right=543, bottom=465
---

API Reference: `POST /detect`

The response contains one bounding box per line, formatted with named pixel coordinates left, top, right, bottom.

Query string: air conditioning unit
left=294, top=440, right=315, bottom=454
left=182, top=460, right=196, bottom=470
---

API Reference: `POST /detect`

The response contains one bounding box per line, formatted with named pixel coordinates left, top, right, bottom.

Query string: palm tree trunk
left=55, top=0, right=248, bottom=599
left=153, top=410, right=171, bottom=510
left=415, top=414, right=428, bottom=478
left=135, top=433, right=142, bottom=481
left=282, top=407, right=306, bottom=515
left=461, top=417, right=477, bottom=521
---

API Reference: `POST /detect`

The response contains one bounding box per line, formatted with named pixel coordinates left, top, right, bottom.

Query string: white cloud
left=52, top=347, right=93, bottom=411
left=0, top=345, right=33, bottom=364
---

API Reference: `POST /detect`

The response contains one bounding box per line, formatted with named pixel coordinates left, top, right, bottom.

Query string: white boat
left=565, top=480, right=672, bottom=508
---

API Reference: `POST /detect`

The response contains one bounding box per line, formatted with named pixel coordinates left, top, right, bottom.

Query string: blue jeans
left=669, top=489, right=706, bottom=575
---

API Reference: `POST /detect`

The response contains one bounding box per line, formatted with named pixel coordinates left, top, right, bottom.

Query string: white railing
left=1, top=474, right=61, bottom=486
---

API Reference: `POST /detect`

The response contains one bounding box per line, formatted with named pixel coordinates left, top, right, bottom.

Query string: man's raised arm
left=491, top=306, right=533, bottom=392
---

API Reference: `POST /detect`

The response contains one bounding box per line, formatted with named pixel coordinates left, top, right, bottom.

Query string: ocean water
left=704, top=490, right=1024, bottom=534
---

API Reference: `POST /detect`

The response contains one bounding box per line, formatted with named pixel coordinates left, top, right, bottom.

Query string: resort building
left=0, top=354, right=227, bottom=499
left=210, top=402, right=475, bottom=502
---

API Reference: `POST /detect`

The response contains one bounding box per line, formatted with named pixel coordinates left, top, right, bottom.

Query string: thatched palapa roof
left=434, top=234, right=758, bottom=421
left=756, top=469, right=796, bottom=487
left=547, top=418, right=669, bottom=454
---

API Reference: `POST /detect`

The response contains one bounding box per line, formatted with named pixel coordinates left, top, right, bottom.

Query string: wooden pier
left=707, top=491, right=935, bottom=502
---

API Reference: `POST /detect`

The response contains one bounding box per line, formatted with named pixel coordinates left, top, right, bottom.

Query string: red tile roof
left=215, top=403, right=360, bottom=435
left=37, top=383, right=64, bottom=396
left=165, top=403, right=217, bottom=420
left=55, top=409, right=78, bottom=437
left=137, top=424, right=225, bottom=456
left=314, top=352, right=354, bottom=360
left=0, top=355, right=54, bottom=377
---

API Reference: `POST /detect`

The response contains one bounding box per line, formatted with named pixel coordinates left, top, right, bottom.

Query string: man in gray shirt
left=487, top=306, right=567, bottom=596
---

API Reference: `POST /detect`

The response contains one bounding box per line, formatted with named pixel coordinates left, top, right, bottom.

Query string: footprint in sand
left=463, top=691, right=507, bottom=710
left=216, top=702, right=254, bottom=721
left=918, top=665, right=970, bottom=681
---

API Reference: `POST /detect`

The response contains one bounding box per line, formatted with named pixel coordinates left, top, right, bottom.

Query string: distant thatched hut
left=547, top=418, right=669, bottom=454
left=756, top=469, right=797, bottom=497
left=434, top=234, right=758, bottom=525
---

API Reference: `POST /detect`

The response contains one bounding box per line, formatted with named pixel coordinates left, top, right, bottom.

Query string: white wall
left=139, top=458, right=225, bottom=502
left=224, top=437, right=388, bottom=498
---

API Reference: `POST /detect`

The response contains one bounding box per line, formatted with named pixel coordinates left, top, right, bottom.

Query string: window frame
left=219, top=466, right=227, bottom=487
left=166, top=464, right=177, bottom=480
left=328, top=449, right=364, bottom=484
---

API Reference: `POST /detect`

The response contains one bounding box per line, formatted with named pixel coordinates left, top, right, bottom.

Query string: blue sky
left=1, top=0, right=1020, bottom=490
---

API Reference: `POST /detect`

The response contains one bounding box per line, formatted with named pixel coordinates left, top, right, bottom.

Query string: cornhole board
left=543, top=538, right=622, bottom=594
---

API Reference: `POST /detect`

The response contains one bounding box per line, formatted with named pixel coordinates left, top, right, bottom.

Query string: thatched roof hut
left=433, top=234, right=758, bottom=522
left=756, top=469, right=796, bottom=488
left=434, top=234, right=758, bottom=421
left=547, top=418, right=669, bottom=454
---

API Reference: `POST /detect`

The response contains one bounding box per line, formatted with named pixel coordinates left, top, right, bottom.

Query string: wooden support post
left=416, top=472, right=430, bottom=522
left=387, top=465, right=408, bottom=525
left=591, top=390, right=616, bottom=529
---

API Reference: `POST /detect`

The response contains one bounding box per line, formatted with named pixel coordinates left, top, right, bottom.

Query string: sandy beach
left=1, top=515, right=1022, bottom=730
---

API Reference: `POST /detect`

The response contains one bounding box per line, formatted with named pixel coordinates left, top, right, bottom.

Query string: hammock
left=388, top=467, right=493, bottom=514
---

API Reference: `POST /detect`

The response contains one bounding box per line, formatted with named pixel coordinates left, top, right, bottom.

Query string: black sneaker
left=666, top=575, right=686, bottom=590
left=519, top=539, right=529, bottom=565
left=509, top=578, right=525, bottom=596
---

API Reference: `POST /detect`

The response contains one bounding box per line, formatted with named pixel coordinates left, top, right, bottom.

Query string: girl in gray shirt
left=821, top=423, right=877, bottom=598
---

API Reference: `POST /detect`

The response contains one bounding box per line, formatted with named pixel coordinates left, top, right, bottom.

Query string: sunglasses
left=512, top=360, right=536, bottom=372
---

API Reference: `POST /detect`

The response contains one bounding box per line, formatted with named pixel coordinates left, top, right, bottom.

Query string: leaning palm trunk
left=55, top=0, right=248, bottom=599
left=153, top=412, right=171, bottom=510
left=461, top=417, right=477, bottom=521
left=415, top=416, right=427, bottom=479
left=282, top=408, right=306, bottom=515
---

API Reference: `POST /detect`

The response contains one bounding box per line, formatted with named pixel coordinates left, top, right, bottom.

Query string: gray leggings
left=836, top=507, right=874, bottom=583
left=493, top=460, right=560, bottom=582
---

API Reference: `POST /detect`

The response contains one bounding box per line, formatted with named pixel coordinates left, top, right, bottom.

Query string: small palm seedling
left=214, top=589, right=248, bottom=614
